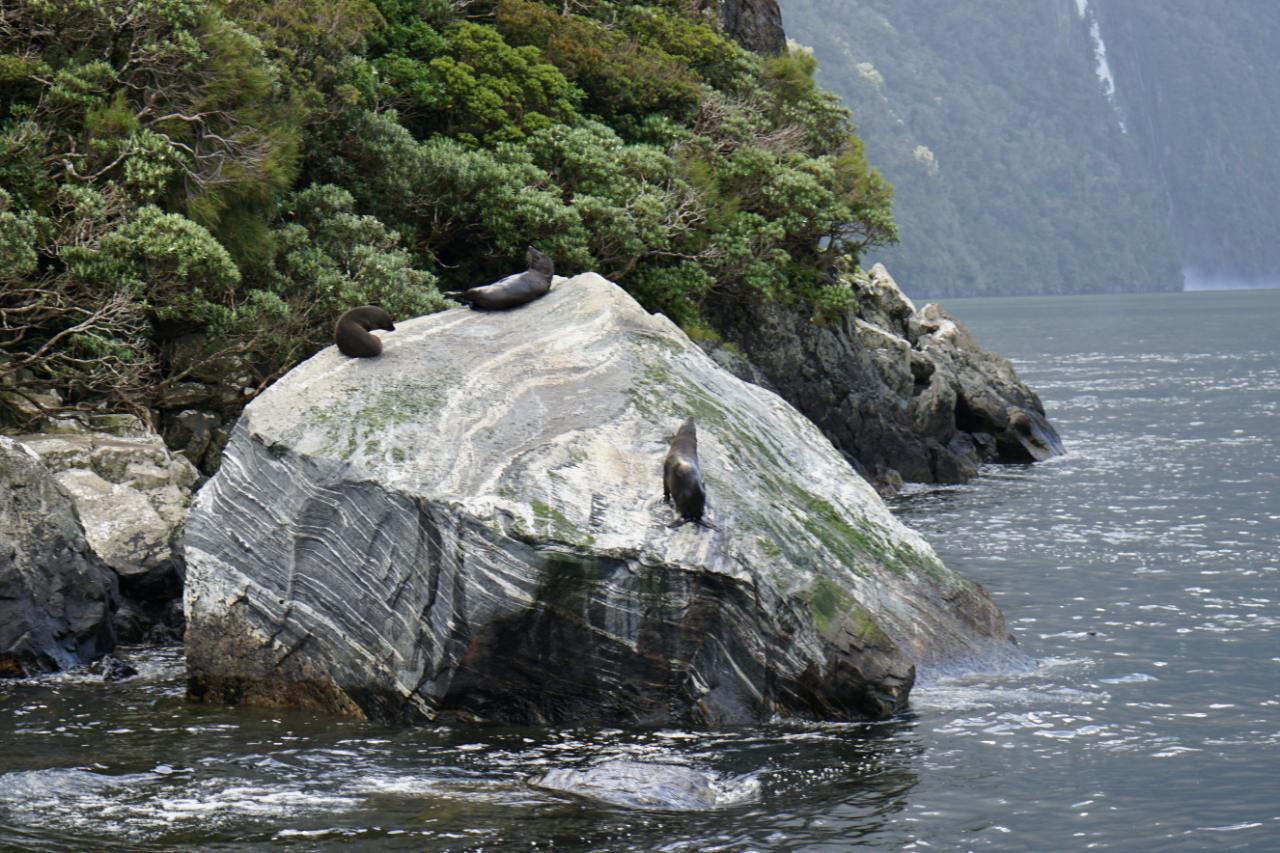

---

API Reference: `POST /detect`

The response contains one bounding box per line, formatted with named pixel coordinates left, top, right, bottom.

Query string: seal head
left=444, top=246, right=554, bottom=310
left=663, top=417, right=706, bottom=523
left=334, top=305, right=396, bottom=358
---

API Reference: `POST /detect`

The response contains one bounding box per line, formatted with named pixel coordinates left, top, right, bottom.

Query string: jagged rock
left=16, top=432, right=199, bottom=640
left=710, top=263, right=1063, bottom=489
left=854, top=318, right=913, bottom=397
left=184, top=273, right=1013, bottom=727
left=202, top=425, right=232, bottom=473
left=0, top=379, right=144, bottom=436
left=909, top=302, right=1063, bottom=463
left=709, top=288, right=941, bottom=484
left=88, top=654, right=137, bottom=681
left=699, top=0, right=786, bottom=55
left=54, top=469, right=172, bottom=586
left=85, top=413, right=145, bottom=436
left=856, top=263, right=918, bottom=335
left=161, top=409, right=223, bottom=471
left=0, top=436, right=117, bottom=676
left=112, top=598, right=151, bottom=644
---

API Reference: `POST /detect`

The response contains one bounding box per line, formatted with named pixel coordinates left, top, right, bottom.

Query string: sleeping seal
left=444, top=246, right=554, bottom=310
left=663, top=417, right=707, bottom=525
left=334, top=305, right=395, bottom=358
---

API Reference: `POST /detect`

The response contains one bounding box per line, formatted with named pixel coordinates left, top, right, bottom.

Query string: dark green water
left=2, top=289, right=1277, bottom=850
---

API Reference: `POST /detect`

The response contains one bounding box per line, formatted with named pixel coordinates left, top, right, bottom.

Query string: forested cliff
left=0, top=0, right=892, bottom=426
left=783, top=0, right=1280, bottom=297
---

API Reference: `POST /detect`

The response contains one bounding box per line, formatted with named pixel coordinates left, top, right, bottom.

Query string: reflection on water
left=2, top=289, right=1278, bottom=849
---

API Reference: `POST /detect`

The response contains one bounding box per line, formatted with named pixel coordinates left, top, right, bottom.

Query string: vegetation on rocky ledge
left=0, top=0, right=895, bottom=427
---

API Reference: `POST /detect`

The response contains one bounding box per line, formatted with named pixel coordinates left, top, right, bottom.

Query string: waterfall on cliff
left=1073, top=0, right=1126, bottom=131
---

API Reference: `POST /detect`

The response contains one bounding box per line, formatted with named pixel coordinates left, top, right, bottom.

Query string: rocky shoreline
left=706, top=264, right=1063, bottom=492
left=0, top=424, right=198, bottom=677
left=1, top=264, right=1052, bottom=724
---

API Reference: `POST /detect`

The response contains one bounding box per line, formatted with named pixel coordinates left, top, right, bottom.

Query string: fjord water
left=1, top=290, right=1276, bottom=850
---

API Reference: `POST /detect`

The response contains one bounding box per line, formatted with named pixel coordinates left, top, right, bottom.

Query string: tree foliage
left=1, top=0, right=896, bottom=424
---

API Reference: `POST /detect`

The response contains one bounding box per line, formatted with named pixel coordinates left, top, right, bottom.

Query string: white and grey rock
left=184, top=274, right=1015, bottom=726
left=534, top=760, right=759, bottom=811
left=0, top=436, right=117, bottom=675
left=16, top=431, right=199, bottom=641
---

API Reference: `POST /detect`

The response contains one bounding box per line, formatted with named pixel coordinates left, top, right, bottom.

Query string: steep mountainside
left=783, top=0, right=1280, bottom=297
left=1097, top=1, right=1280, bottom=286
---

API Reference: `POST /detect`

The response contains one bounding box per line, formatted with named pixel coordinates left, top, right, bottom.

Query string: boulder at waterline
left=184, top=273, right=1014, bottom=725
left=706, top=264, right=1064, bottom=490
left=17, top=431, right=199, bottom=642
left=0, top=436, right=117, bottom=676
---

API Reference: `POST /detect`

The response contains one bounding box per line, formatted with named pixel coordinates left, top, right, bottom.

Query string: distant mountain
left=782, top=0, right=1280, bottom=297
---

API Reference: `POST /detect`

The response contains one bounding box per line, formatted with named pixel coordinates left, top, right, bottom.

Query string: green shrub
left=0, top=0, right=897, bottom=423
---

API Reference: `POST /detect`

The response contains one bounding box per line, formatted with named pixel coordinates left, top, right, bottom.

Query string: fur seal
left=444, top=246, right=554, bottom=310
left=663, top=417, right=707, bottom=524
left=334, top=305, right=395, bottom=357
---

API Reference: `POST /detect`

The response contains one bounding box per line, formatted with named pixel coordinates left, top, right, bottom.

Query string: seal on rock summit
left=444, top=247, right=554, bottom=310
left=663, top=417, right=707, bottom=525
left=334, top=306, right=396, bottom=358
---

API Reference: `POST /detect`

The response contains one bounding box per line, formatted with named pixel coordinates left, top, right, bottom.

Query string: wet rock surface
left=88, top=654, right=138, bottom=682
left=534, top=760, right=759, bottom=811
left=185, top=273, right=1013, bottom=727
left=0, top=436, right=117, bottom=676
left=709, top=264, right=1063, bottom=490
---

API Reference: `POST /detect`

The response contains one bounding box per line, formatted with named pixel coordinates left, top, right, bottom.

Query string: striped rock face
left=184, top=274, right=1013, bottom=726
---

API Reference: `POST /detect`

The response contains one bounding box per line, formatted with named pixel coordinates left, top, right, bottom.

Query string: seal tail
left=443, top=291, right=472, bottom=304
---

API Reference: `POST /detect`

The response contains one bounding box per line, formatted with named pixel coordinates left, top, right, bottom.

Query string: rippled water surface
left=3, top=289, right=1277, bottom=850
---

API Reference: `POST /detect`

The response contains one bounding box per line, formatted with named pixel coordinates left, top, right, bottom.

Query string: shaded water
left=2, top=290, right=1277, bottom=850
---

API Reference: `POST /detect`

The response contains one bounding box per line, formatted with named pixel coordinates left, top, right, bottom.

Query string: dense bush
left=1, top=0, right=896, bottom=425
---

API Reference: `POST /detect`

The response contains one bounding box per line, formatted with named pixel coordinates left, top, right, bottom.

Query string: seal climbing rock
left=334, top=306, right=395, bottom=358
left=444, top=246, right=554, bottom=310
left=663, top=417, right=706, bottom=524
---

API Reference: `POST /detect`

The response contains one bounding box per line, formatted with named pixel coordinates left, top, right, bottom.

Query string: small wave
left=911, top=684, right=1107, bottom=713
left=0, top=766, right=361, bottom=840
left=1099, top=673, right=1159, bottom=684
left=0, top=767, right=153, bottom=804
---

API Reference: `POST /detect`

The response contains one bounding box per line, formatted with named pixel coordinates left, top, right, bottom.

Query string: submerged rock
left=534, top=760, right=759, bottom=811
left=708, top=263, right=1063, bottom=489
left=185, top=274, right=1012, bottom=726
left=88, top=654, right=138, bottom=682
left=0, top=436, right=117, bottom=676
